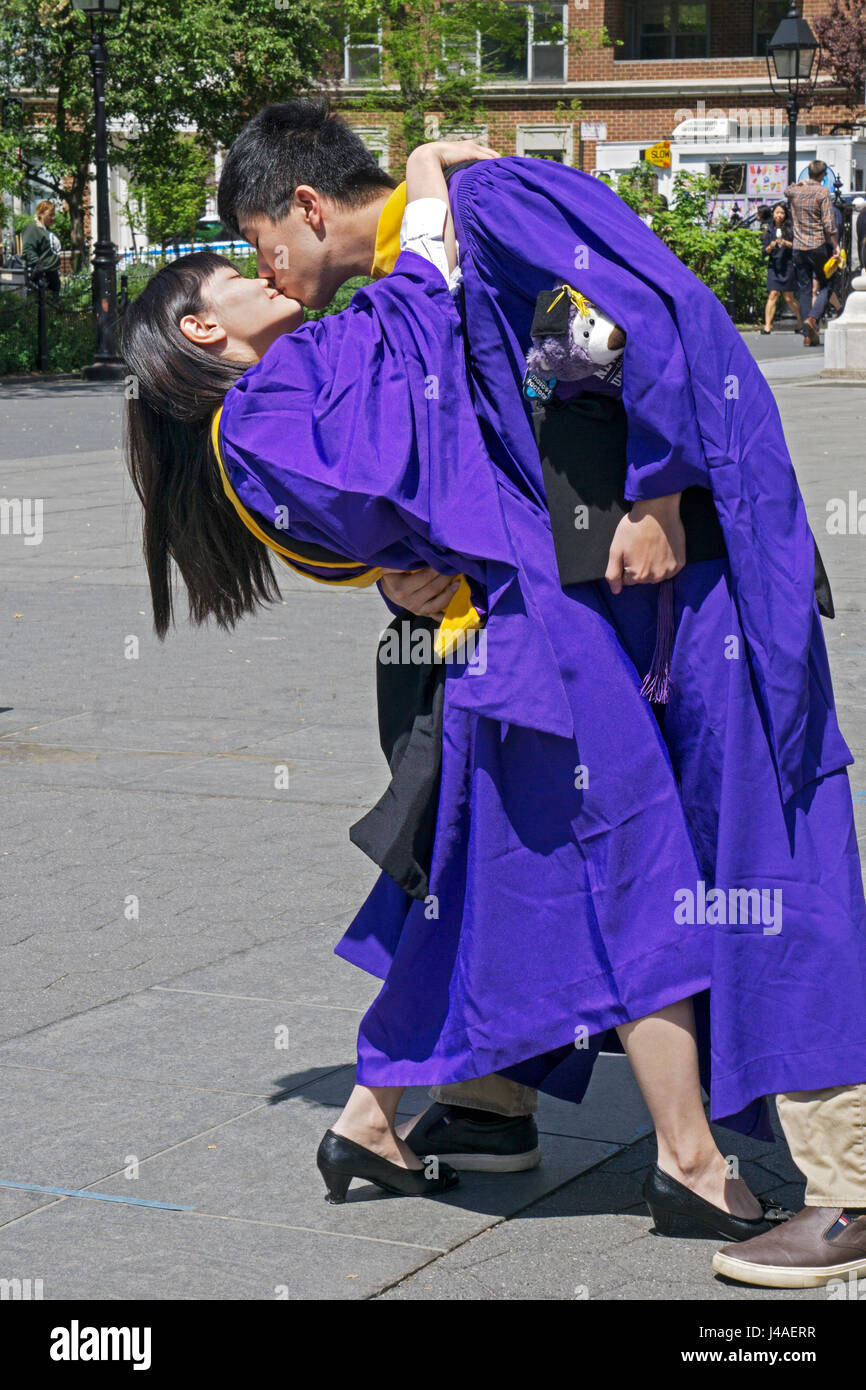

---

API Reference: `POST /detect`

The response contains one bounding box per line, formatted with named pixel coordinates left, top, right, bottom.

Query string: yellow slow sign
left=641, top=141, right=671, bottom=169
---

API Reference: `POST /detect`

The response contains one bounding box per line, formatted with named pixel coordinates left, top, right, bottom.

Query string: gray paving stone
left=0, top=1199, right=431, bottom=1300
left=158, top=933, right=382, bottom=1012
left=0, top=1186, right=59, bottom=1224
left=379, top=1220, right=642, bottom=1300
left=535, top=1053, right=653, bottom=1144
left=78, top=1087, right=615, bottom=1251
left=377, top=1166, right=824, bottom=1302
left=0, top=748, right=382, bottom=806
left=0, top=990, right=363, bottom=1095
left=0, top=1065, right=264, bottom=1194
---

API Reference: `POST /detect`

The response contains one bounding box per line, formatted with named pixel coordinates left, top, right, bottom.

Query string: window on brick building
left=426, top=119, right=491, bottom=147
left=440, top=4, right=482, bottom=77
left=531, top=3, right=569, bottom=79
left=517, top=124, right=574, bottom=162
left=709, top=161, right=747, bottom=194
left=352, top=127, right=390, bottom=171
left=624, top=2, right=709, bottom=60
left=478, top=3, right=568, bottom=82
left=480, top=2, right=528, bottom=77
left=753, top=1, right=791, bottom=57
left=328, top=18, right=381, bottom=82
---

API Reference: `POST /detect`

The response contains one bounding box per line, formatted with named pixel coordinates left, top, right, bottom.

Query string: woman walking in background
left=761, top=203, right=802, bottom=335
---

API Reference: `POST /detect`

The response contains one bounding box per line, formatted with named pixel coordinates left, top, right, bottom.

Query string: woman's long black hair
left=122, top=251, right=280, bottom=639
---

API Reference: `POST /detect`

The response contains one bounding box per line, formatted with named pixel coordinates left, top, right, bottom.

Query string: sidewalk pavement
left=0, top=353, right=863, bottom=1300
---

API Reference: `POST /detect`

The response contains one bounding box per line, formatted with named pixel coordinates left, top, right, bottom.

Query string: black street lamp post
left=72, top=0, right=125, bottom=380
left=766, top=2, right=821, bottom=188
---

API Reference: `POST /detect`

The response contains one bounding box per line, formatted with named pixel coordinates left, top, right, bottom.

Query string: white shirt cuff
left=400, top=198, right=451, bottom=283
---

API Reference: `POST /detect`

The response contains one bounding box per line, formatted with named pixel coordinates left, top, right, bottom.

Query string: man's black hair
left=218, top=98, right=397, bottom=235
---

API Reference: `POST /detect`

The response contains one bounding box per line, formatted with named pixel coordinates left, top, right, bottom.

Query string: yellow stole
left=210, top=406, right=380, bottom=587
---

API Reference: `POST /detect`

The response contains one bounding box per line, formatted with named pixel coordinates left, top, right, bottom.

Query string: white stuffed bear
left=526, top=285, right=626, bottom=386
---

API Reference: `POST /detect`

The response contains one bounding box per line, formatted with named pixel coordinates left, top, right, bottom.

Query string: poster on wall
left=746, top=162, right=789, bottom=198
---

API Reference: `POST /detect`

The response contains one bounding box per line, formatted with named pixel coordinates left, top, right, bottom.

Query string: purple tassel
left=640, top=579, right=676, bottom=705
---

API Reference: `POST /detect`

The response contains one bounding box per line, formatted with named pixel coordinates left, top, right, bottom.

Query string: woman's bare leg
left=331, top=1084, right=423, bottom=1170
left=764, top=289, right=779, bottom=331
left=617, top=999, right=763, bottom=1219
left=335, top=1004, right=765, bottom=1200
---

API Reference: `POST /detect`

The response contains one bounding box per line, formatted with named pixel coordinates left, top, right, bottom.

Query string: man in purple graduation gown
left=217, top=101, right=866, bottom=1285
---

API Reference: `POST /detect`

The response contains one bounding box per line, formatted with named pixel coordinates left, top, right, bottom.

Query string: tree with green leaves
left=615, top=160, right=670, bottom=221
left=0, top=0, right=333, bottom=268
left=125, top=135, right=212, bottom=255
left=333, top=1, right=609, bottom=155
left=617, top=164, right=765, bottom=323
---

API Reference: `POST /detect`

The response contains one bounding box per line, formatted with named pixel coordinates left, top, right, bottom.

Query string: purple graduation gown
left=218, top=222, right=866, bottom=1139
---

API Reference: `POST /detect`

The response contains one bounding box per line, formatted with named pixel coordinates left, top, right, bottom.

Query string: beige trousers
left=432, top=1075, right=866, bottom=1204
left=775, top=1085, right=866, bottom=1205
left=431, top=1073, right=539, bottom=1116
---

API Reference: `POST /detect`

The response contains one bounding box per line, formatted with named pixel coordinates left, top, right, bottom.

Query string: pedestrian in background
left=760, top=202, right=801, bottom=334
left=754, top=202, right=772, bottom=245
left=786, top=161, right=840, bottom=347
left=21, top=201, right=62, bottom=303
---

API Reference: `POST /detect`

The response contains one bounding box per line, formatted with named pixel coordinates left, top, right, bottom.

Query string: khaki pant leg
left=776, top=1084, right=866, bottom=1206
left=429, top=1073, right=539, bottom=1116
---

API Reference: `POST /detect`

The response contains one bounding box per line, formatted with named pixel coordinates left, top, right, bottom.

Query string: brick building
left=332, top=1, right=861, bottom=178
left=7, top=1, right=862, bottom=262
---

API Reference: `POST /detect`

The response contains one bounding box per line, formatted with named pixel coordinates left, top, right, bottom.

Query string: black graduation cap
left=530, top=287, right=573, bottom=339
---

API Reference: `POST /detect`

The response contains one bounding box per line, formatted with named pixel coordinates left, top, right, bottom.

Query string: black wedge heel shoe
left=316, top=1129, right=460, bottom=1204
left=643, top=1165, right=793, bottom=1241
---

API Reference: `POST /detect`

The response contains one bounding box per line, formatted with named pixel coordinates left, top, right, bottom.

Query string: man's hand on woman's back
left=380, top=567, right=460, bottom=617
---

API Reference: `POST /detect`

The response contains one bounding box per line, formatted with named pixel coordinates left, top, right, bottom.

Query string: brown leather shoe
left=803, top=316, right=821, bottom=346
left=713, top=1206, right=866, bottom=1288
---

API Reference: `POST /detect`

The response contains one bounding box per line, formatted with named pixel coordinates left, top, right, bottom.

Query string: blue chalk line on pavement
left=0, top=1179, right=194, bottom=1210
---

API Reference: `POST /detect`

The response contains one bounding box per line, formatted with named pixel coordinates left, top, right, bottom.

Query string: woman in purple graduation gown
left=122, top=142, right=866, bottom=1234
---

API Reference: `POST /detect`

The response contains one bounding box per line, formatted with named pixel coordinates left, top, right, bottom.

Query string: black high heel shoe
left=316, top=1129, right=460, bottom=1204
left=643, top=1165, right=793, bottom=1241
